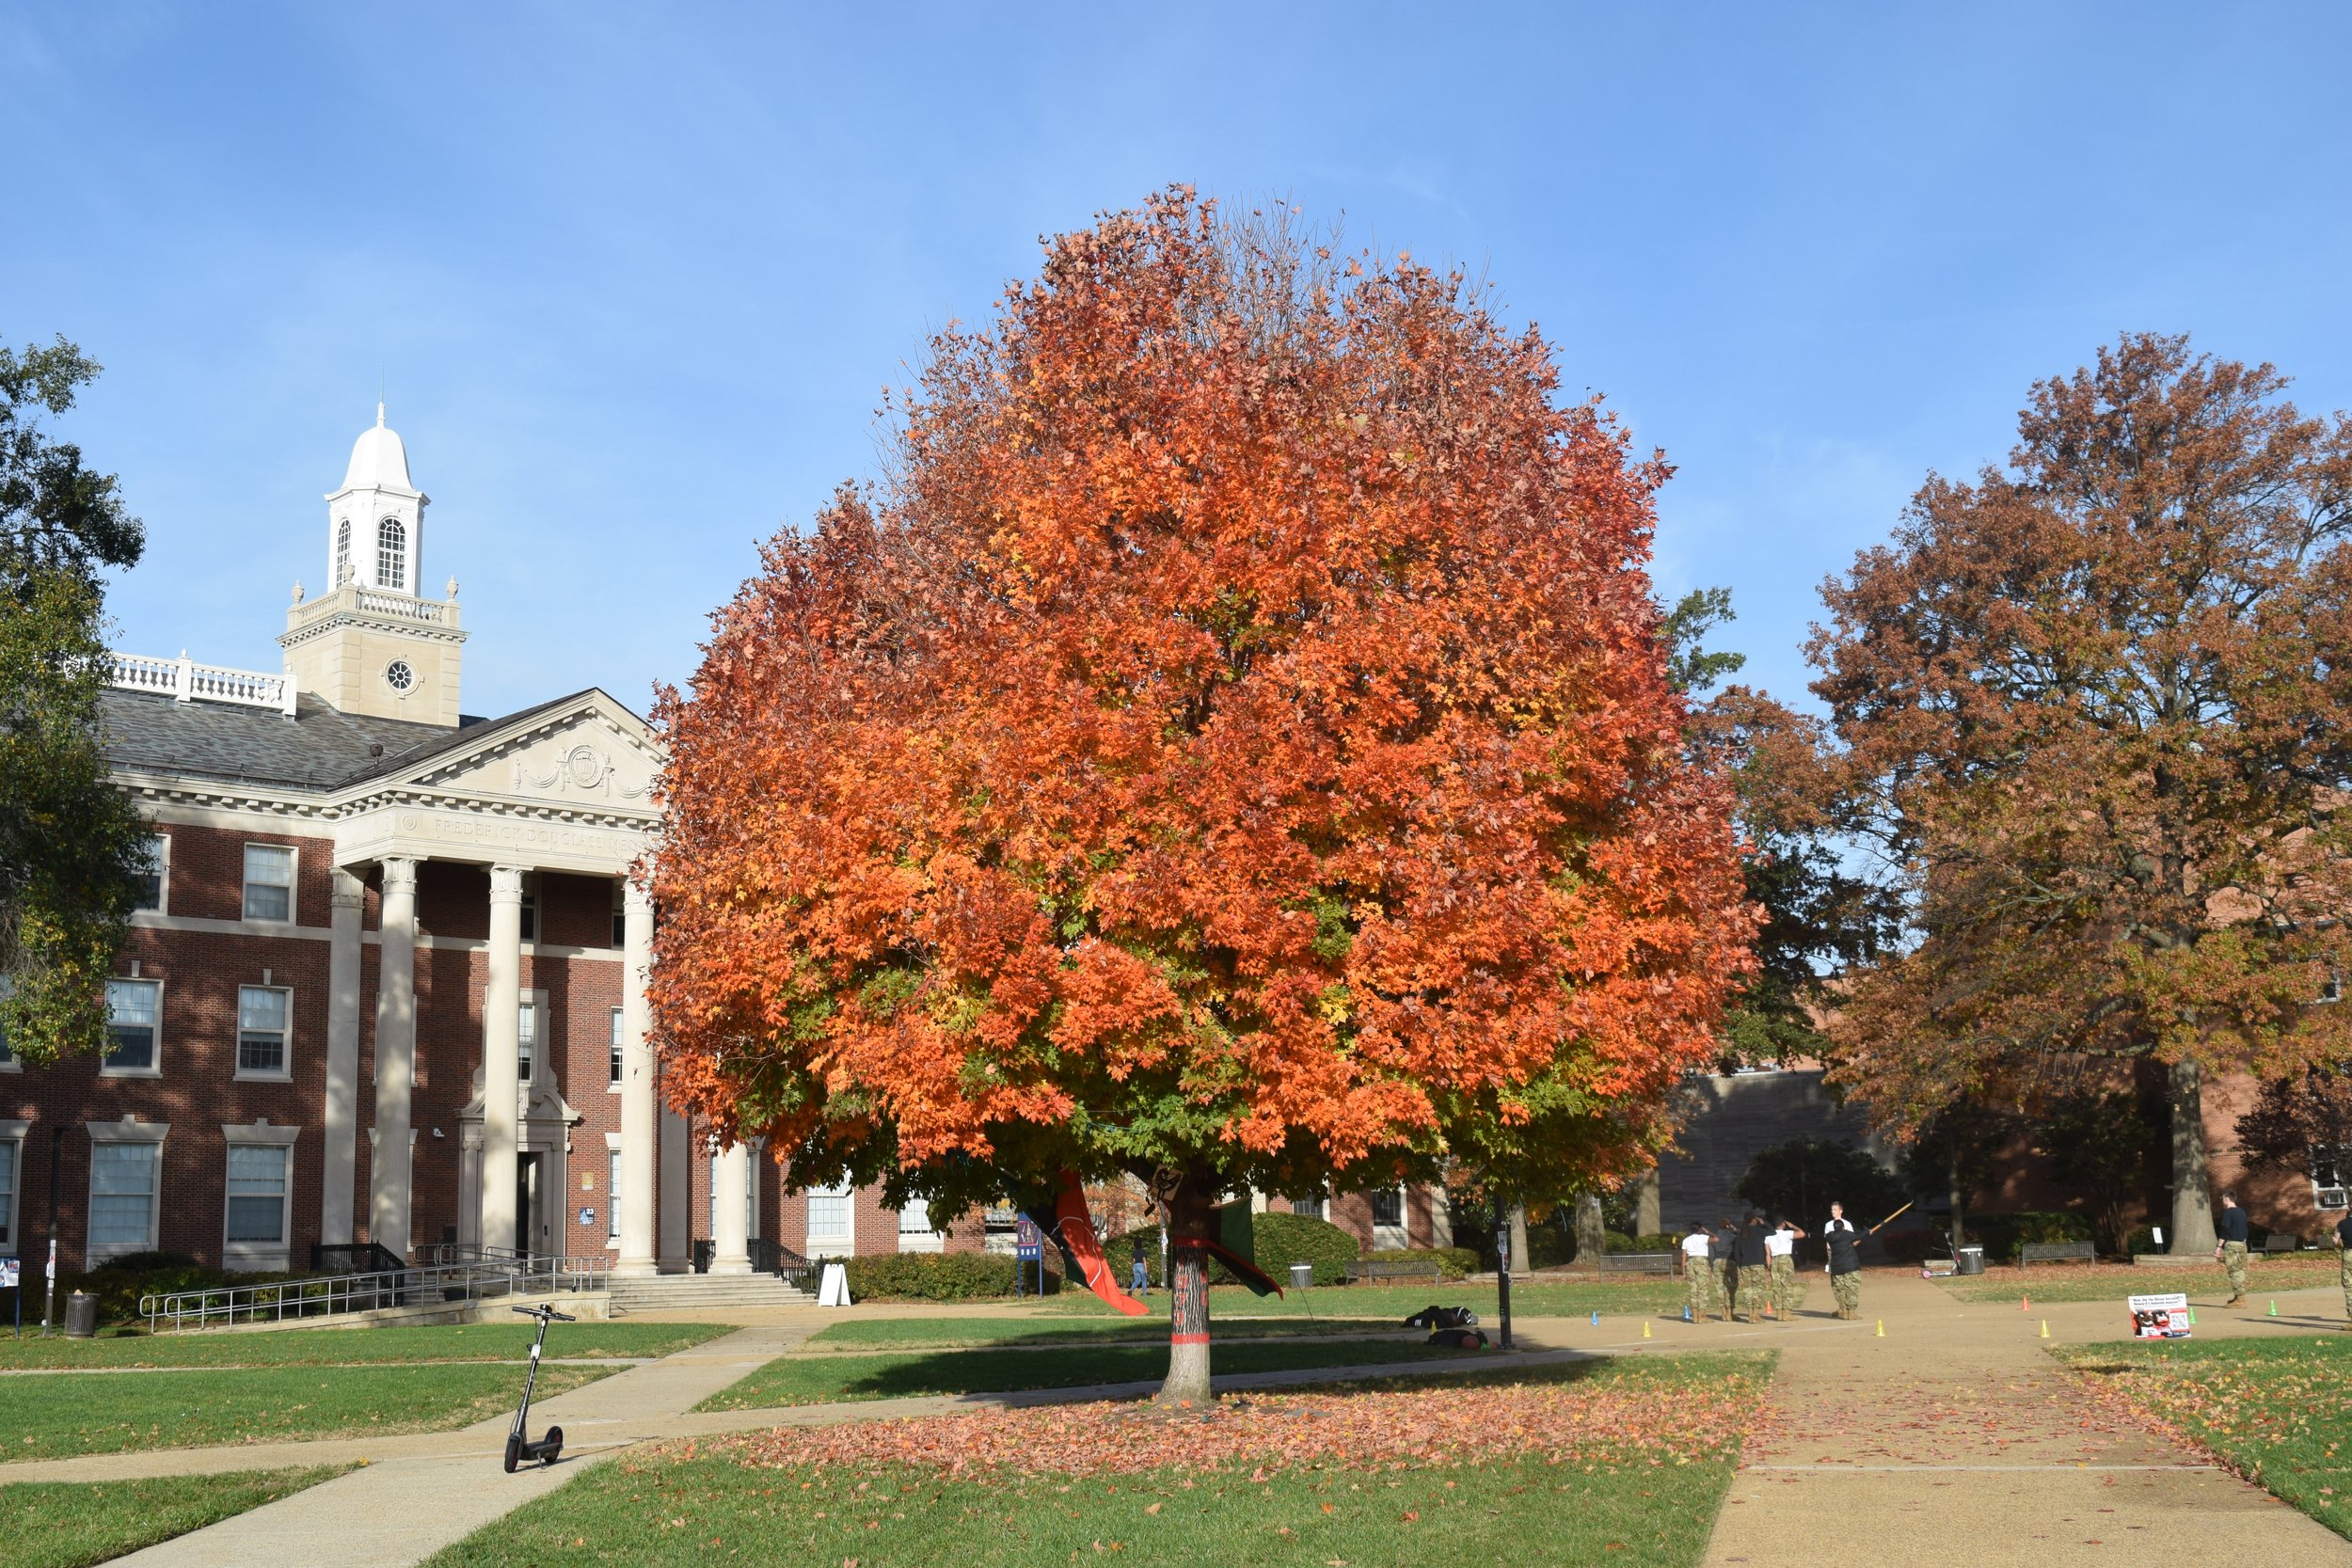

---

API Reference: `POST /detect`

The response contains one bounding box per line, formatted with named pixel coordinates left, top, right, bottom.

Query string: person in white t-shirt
left=1680, top=1227, right=1721, bottom=1321
left=1764, top=1219, right=1805, bottom=1319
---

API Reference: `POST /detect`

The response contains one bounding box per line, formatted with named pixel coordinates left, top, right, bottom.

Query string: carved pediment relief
left=407, top=704, right=661, bottom=810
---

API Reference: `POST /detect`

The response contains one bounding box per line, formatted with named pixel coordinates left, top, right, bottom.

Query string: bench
left=1345, top=1259, right=1444, bottom=1285
left=2263, top=1233, right=2300, bottom=1255
left=1597, top=1251, right=1677, bottom=1275
left=2017, top=1240, right=2096, bottom=1267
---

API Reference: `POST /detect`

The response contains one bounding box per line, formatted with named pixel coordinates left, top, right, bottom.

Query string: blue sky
left=6, top=3, right=2348, bottom=721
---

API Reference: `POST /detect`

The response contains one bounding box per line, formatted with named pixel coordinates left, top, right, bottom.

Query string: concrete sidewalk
left=1700, top=1272, right=2352, bottom=1566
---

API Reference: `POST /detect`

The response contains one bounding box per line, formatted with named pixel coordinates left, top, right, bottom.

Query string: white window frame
left=221, top=1122, right=300, bottom=1273
left=1371, top=1185, right=1408, bottom=1251
left=133, top=832, right=170, bottom=915
left=234, top=984, right=294, bottom=1083
left=0, top=1119, right=26, bottom=1255
left=242, top=843, right=298, bottom=925
left=805, top=1179, right=853, bottom=1257
left=607, top=1007, right=624, bottom=1092
left=897, top=1196, right=944, bottom=1255
left=103, top=976, right=164, bottom=1079
left=87, top=1118, right=168, bottom=1264
left=517, top=990, right=546, bottom=1085
left=376, top=515, right=407, bottom=594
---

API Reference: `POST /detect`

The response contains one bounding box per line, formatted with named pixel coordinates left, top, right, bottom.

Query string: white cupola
left=282, top=403, right=467, bottom=726
left=325, top=403, right=427, bottom=596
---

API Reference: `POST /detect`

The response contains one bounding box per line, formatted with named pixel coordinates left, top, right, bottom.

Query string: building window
left=516, top=999, right=538, bottom=1083
left=89, top=1140, right=160, bottom=1259
left=243, top=844, right=295, bottom=922
left=608, top=1148, right=622, bottom=1240
left=225, top=1145, right=290, bottom=1255
left=236, top=986, right=292, bottom=1079
left=1371, top=1186, right=1407, bottom=1251
left=376, top=516, right=406, bottom=593
left=806, top=1180, right=852, bottom=1256
left=0, top=1132, right=19, bottom=1250
left=608, top=1007, right=625, bottom=1087
left=103, top=978, right=161, bottom=1075
left=133, top=834, right=168, bottom=913
left=1292, top=1194, right=1325, bottom=1222
left=334, top=517, right=352, bottom=585
left=519, top=874, right=538, bottom=942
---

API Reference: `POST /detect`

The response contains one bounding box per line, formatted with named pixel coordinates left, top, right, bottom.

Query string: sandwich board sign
left=2129, top=1291, right=2191, bottom=1338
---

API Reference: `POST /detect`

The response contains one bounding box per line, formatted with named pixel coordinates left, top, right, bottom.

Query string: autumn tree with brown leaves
left=1814, top=333, right=2352, bottom=1255
left=649, top=193, right=1754, bottom=1402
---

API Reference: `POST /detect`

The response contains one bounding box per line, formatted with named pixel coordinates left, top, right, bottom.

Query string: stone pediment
left=364, top=690, right=662, bottom=817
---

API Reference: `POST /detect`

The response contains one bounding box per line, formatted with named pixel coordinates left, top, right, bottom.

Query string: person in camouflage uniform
left=1766, top=1219, right=1805, bottom=1317
left=2217, top=1192, right=2250, bottom=1305
left=1823, top=1201, right=1863, bottom=1320
left=1732, top=1210, right=1772, bottom=1323
left=1680, top=1227, right=1718, bottom=1321
left=2337, top=1210, right=2352, bottom=1327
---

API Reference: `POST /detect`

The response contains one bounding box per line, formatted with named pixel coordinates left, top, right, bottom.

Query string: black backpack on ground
left=1403, top=1305, right=1479, bottom=1330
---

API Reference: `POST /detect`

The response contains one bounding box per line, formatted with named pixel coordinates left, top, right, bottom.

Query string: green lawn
left=2055, top=1335, right=2352, bottom=1536
left=432, top=1354, right=1760, bottom=1568
left=0, top=1321, right=730, bottom=1370
left=1, top=1465, right=355, bottom=1568
left=1040, top=1278, right=1683, bottom=1320
left=2, top=1476, right=353, bottom=1568
left=6, top=1362, right=619, bottom=1460
left=1940, top=1258, right=2343, bottom=1304
left=806, top=1315, right=1404, bottom=1351
left=697, top=1337, right=1470, bottom=1410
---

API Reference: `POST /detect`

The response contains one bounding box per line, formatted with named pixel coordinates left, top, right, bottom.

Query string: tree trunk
left=1574, top=1195, right=1603, bottom=1275
left=1156, top=1177, right=1216, bottom=1406
left=1634, top=1166, right=1661, bottom=1238
left=1947, top=1138, right=1965, bottom=1256
left=1493, top=1194, right=1515, bottom=1351
left=2168, top=1056, right=2217, bottom=1255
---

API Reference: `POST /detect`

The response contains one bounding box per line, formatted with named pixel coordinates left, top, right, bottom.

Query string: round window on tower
left=385, top=659, right=417, bottom=694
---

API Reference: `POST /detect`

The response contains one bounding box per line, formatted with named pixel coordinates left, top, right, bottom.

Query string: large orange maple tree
left=650, top=193, right=1754, bottom=1400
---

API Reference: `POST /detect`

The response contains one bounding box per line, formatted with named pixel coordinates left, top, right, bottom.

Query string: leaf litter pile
left=723, top=1368, right=1767, bottom=1482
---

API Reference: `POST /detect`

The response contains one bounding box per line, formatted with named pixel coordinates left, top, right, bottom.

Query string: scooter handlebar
left=511, top=1305, right=578, bottom=1323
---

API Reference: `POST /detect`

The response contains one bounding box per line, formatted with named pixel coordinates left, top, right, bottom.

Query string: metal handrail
left=141, top=1254, right=612, bottom=1333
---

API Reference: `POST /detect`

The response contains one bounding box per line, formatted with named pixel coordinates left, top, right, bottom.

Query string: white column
left=482, top=863, right=525, bottom=1256
left=370, top=857, right=419, bottom=1259
left=711, top=1140, right=752, bottom=1275
left=318, top=868, right=365, bottom=1245
left=614, top=880, right=659, bottom=1276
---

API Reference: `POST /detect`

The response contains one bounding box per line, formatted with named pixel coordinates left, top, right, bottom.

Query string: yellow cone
left=1643, top=1320, right=1652, bottom=1338
left=2040, top=1319, right=2050, bottom=1339
left=1875, top=1319, right=1885, bottom=1338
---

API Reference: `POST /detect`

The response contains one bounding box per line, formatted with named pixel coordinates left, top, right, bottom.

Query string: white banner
left=2128, top=1291, right=2191, bottom=1338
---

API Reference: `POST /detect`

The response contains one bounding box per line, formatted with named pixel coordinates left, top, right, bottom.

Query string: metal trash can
left=1289, top=1262, right=1314, bottom=1290
left=1956, top=1245, right=1986, bottom=1276
left=64, top=1291, right=99, bottom=1338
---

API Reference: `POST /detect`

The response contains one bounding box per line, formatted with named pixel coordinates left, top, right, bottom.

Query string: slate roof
left=99, top=689, right=485, bottom=792
left=330, top=689, right=605, bottom=787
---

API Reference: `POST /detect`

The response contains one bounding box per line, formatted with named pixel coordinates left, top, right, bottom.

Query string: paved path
left=1700, top=1272, right=2352, bottom=1567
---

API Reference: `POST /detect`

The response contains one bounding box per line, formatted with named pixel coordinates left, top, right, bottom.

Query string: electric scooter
left=503, top=1303, right=575, bottom=1472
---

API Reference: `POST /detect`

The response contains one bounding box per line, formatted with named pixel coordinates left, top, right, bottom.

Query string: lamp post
left=41, top=1124, right=67, bottom=1332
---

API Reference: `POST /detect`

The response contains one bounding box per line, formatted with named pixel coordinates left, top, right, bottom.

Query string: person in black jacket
left=1822, top=1201, right=1863, bottom=1320
left=1732, top=1209, right=1772, bottom=1323
left=2336, top=1208, right=2352, bottom=1326
left=2216, top=1193, right=2250, bottom=1305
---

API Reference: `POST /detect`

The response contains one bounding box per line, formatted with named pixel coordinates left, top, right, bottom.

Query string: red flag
left=1055, top=1171, right=1149, bottom=1317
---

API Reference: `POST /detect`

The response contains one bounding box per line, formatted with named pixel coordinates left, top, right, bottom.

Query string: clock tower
left=278, top=404, right=469, bottom=726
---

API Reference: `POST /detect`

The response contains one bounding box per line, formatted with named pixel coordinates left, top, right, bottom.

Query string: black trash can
left=1289, top=1262, right=1313, bottom=1291
left=64, top=1291, right=99, bottom=1338
left=1956, top=1245, right=1986, bottom=1276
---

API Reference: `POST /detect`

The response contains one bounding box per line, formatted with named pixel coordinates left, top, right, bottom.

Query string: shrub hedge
left=1112, top=1212, right=1362, bottom=1288
left=841, top=1251, right=1061, bottom=1303
left=1360, top=1245, right=1480, bottom=1279
left=1610, top=1232, right=1681, bottom=1254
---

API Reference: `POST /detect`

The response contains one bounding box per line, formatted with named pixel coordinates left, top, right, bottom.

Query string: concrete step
left=606, top=1273, right=814, bottom=1313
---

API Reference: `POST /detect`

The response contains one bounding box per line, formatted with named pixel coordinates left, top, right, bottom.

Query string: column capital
left=330, top=868, right=367, bottom=909
left=488, top=863, right=527, bottom=903
left=380, top=856, right=419, bottom=895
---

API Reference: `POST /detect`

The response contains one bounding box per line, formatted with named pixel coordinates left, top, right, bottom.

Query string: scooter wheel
left=502, top=1436, right=521, bottom=1474
left=540, top=1426, right=564, bottom=1465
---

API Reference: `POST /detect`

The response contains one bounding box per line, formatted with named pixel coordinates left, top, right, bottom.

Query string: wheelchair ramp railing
left=141, top=1254, right=611, bottom=1333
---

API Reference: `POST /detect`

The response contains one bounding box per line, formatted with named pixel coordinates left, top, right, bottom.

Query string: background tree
left=2039, top=1085, right=2162, bottom=1253
left=1734, top=1135, right=1906, bottom=1229
left=650, top=193, right=1756, bottom=1402
left=1814, top=333, right=2352, bottom=1254
left=0, top=338, right=147, bottom=1064
left=2234, top=1067, right=2352, bottom=1188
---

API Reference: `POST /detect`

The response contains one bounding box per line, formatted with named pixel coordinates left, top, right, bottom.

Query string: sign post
left=1014, top=1214, right=1043, bottom=1297
left=1, top=1257, right=19, bottom=1337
